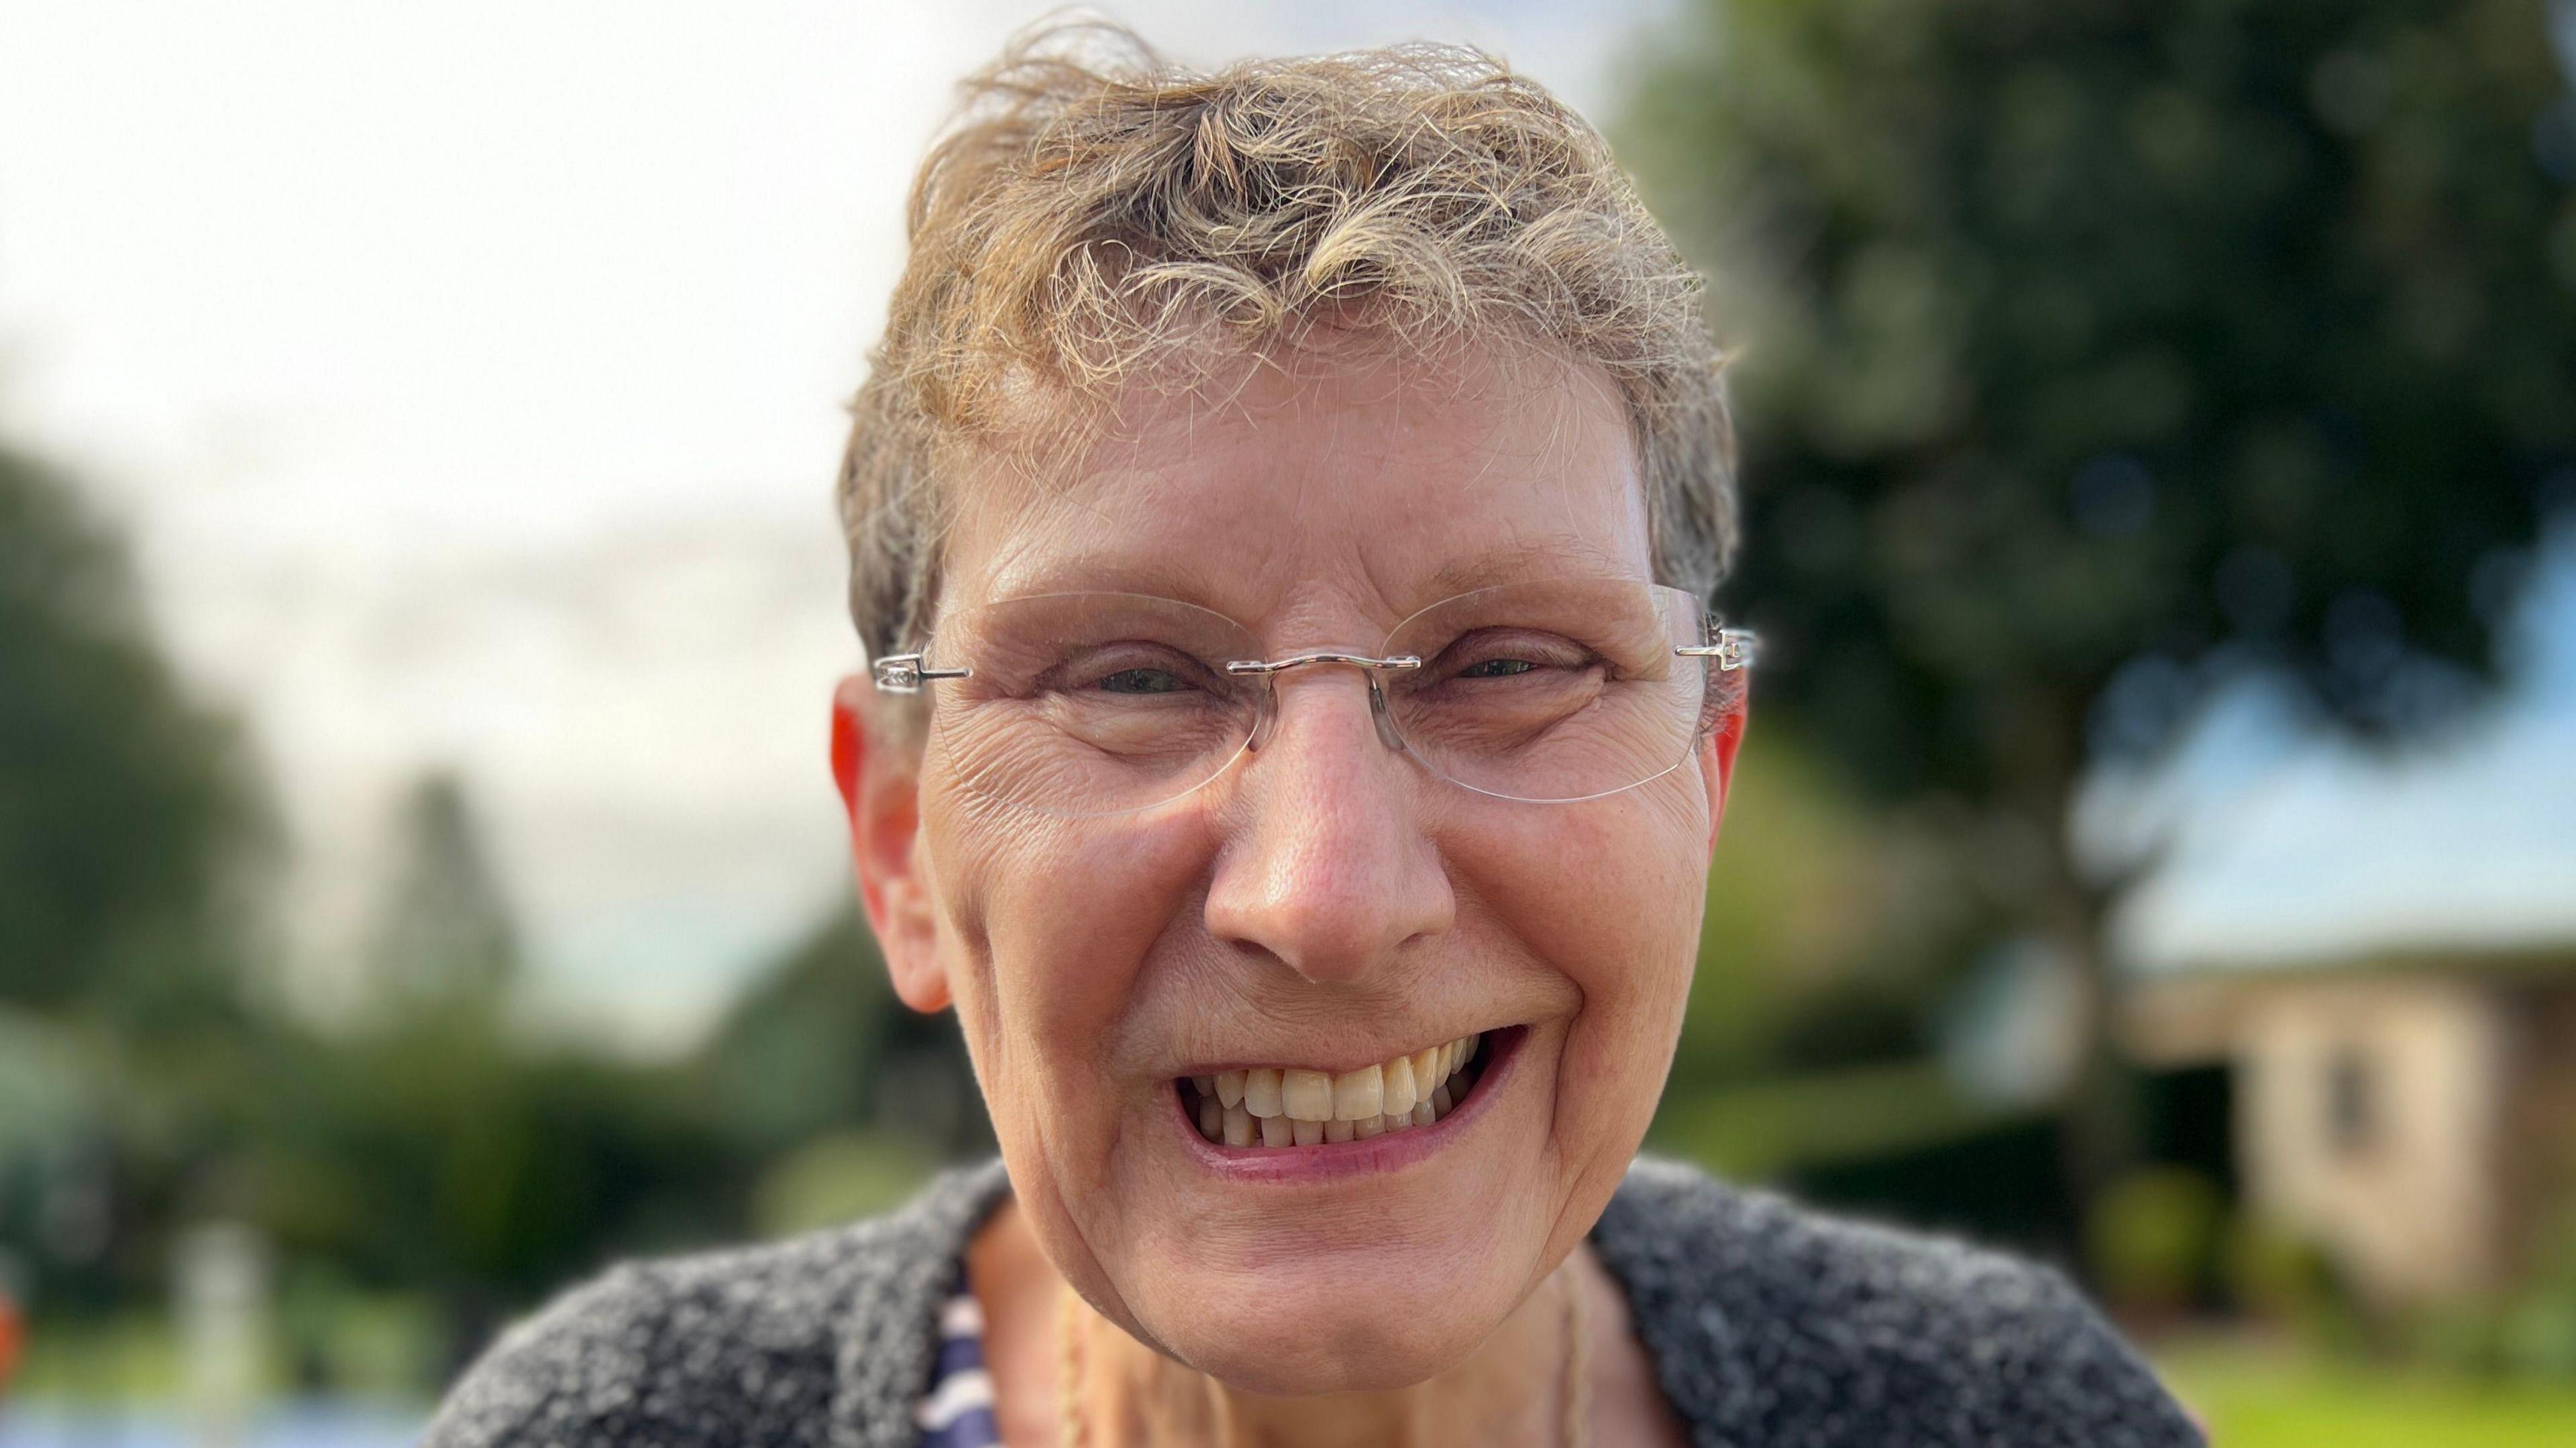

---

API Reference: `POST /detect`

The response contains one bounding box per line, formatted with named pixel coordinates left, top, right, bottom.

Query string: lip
left=1167, top=1025, right=1527, bottom=1184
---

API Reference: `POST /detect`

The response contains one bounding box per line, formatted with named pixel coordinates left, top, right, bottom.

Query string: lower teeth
left=1184, top=1034, right=1485, bottom=1148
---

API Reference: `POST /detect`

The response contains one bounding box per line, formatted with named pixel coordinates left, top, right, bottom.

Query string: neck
left=968, top=1201, right=1591, bottom=1448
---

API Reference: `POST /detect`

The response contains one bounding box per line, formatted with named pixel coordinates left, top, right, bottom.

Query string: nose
left=1201, top=668, right=1455, bottom=985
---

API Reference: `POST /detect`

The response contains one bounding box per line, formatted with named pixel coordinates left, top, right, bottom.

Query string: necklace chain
left=1055, top=1261, right=1589, bottom=1448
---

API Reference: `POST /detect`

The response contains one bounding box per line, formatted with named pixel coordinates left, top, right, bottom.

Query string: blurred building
left=2128, top=943, right=2576, bottom=1306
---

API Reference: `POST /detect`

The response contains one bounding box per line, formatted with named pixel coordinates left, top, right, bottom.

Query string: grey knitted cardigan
left=423, top=1156, right=2201, bottom=1447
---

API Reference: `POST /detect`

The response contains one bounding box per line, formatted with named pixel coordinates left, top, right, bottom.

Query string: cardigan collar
left=824, top=1156, right=1737, bottom=1448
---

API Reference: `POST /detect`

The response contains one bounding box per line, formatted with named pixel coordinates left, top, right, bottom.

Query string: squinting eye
left=1457, top=658, right=1540, bottom=679
left=1097, top=667, right=1191, bottom=695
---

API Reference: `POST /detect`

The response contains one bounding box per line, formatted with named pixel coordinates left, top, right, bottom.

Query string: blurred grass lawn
left=13, top=1295, right=436, bottom=1405
left=2158, top=1339, right=2576, bottom=1447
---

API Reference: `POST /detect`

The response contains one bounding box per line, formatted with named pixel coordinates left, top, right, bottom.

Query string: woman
left=426, top=23, right=2200, bottom=1448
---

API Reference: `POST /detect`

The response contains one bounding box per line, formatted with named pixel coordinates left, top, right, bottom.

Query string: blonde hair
left=838, top=19, right=1735, bottom=661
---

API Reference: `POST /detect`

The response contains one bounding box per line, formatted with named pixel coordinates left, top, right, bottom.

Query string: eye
left=1095, top=666, right=1193, bottom=695
left=1433, top=628, right=1595, bottom=683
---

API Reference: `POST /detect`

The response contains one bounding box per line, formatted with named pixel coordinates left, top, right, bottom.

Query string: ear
left=831, top=675, right=950, bottom=1013
left=1699, top=684, right=1749, bottom=854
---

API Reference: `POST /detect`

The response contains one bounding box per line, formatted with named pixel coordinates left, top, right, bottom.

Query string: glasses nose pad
left=1366, top=675, right=1406, bottom=753
left=1246, top=675, right=1281, bottom=753
left=1237, top=669, right=1406, bottom=756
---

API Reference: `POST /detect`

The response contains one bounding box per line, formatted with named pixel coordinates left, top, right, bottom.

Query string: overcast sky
left=2, top=0, right=2569, bottom=1050
left=0, top=0, right=1687, bottom=1048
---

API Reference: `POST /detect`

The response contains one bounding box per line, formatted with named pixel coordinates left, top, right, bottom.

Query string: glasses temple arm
left=870, top=653, right=972, bottom=694
left=1674, top=626, right=1760, bottom=671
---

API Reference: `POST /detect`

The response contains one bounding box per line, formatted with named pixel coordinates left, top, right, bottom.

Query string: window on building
left=2325, top=1045, right=2377, bottom=1158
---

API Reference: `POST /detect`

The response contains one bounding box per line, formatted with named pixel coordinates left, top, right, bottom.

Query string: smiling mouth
left=1177, top=1032, right=1493, bottom=1148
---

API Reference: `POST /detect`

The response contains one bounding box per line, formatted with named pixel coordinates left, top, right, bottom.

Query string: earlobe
left=881, top=931, right=953, bottom=1014
left=830, top=677, right=951, bottom=1013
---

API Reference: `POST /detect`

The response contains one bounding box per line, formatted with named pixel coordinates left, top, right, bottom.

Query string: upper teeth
left=1188, top=1034, right=1483, bottom=1147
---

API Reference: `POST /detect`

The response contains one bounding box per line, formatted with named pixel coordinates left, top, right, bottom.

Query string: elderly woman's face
left=848, top=345, right=1737, bottom=1394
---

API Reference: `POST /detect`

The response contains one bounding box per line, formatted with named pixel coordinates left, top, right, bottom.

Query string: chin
left=1156, top=1288, right=1495, bottom=1396
left=1109, top=1223, right=1536, bottom=1395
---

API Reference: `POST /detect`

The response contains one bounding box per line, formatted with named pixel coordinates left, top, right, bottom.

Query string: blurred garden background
left=4, top=1, right=2575, bottom=1443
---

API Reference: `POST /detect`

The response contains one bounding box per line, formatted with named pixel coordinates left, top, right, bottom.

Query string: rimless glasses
left=871, top=577, right=1756, bottom=818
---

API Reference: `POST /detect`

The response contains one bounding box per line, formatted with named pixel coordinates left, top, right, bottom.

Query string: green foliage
left=11, top=1311, right=191, bottom=1403
left=2505, top=1203, right=2576, bottom=1376
left=696, top=907, right=896, bottom=1154
left=1648, top=1059, right=2004, bottom=1178
left=180, top=772, right=762, bottom=1317
left=366, top=773, right=519, bottom=1012
left=1683, top=729, right=1992, bottom=1089
left=694, top=903, right=989, bottom=1162
left=231, top=1013, right=734, bottom=1300
left=1625, top=0, right=2576, bottom=1213
left=1623, top=0, right=2576, bottom=958
left=1688, top=735, right=1888, bottom=1073
left=2222, top=1213, right=2350, bottom=1335
left=2088, top=1165, right=2226, bottom=1312
left=2401, top=1201, right=2576, bottom=1377
left=0, top=441, right=983, bottom=1376
left=0, top=445, right=276, bottom=1321
left=274, top=1273, right=441, bottom=1401
left=0, top=447, right=264, bottom=1028
left=749, top=1130, right=939, bottom=1240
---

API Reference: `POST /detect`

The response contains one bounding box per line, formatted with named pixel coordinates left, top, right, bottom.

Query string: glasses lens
left=920, top=592, right=1264, bottom=817
left=1381, top=579, right=1707, bottom=803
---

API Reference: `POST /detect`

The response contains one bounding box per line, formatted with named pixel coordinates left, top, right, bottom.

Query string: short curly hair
left=838, top=19, right=1735, bottom=664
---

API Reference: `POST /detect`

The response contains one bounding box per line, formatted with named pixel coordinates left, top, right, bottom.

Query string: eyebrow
left=977, top=551, right=1246, bottom=617
left=974, top=535, right=1644, bottom=623
left=1418, top=535, right=1640, bottom=600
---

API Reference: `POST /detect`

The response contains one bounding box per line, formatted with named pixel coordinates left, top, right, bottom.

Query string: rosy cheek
left=1496, top=795, right=1699, bottom=955
left=1482, top=795, right=1700, bottom=1071
left=932, top=799, right=1215, bottom=1069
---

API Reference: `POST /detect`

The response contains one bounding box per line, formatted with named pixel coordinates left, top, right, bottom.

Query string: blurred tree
left=246, top=772, right=744, bottom=1372
left=0, top=441, right=275, bottom=1320
left=696, top=903, right=989, bottom=1164
left=700, top=905, right=991, bottom=1245
left=1682, top=728, right=1970, bottom=1087
left=1623, top=0, right=2576, bottom=1195
left=698, top=906, right=893, bottom=1156
left=235, top=1009, right=739, bottom=1380
left=0, top=447, right=264, bottom=1029
left=366, top=772, right=519, bottom=1012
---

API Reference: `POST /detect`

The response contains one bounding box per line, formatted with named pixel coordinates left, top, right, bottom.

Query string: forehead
left=942, top=343, right=1652, bottom=627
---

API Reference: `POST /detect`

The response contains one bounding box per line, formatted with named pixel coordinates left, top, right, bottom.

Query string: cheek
left=1466, top=782, right=1706, bottom=1119
left=1486, top=770, right=1705, bottom=966
left=923, top=787, right=1214, bottom=1127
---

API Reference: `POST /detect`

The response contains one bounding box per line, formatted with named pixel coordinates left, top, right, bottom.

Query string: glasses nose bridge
left=1227, top=651, right=1417, bottom=755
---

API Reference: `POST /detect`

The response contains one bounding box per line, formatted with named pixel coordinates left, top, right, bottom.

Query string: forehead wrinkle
left=1347, top=370, right=1645, bottom=614
left=951, top=341, right=1648, bottom=634
left=949, top=408, right=1275, bottom=618
left=1417, top=533, right=1638, bottom=602
left=1520, top=358, right=1641, bottom=554
left=973, top=533, right=1265, bottom=621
